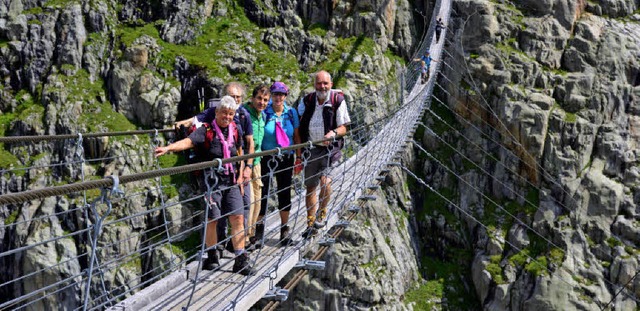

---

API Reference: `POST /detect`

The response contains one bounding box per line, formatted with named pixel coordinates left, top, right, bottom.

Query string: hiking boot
left=245, top=238, right=254, bottom=251
left=301, top=227, right=318, bottom=239
left=314, top=208, right=327, bottom=229
left=252, top=223, right=264, bottom=249
left=280, top=225, right=292, bottom=246
left=306, top=215, right=316, bottom=228
left=202, top=250, right=219, bottom=270
left=224, top=240, right=235, bottom=254
left=233, top=253, right=256, bottom=276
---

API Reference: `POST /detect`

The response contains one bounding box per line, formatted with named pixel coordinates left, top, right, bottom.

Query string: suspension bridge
left=0, top=0, right=450, bottom=309
left=2, top=0, right=639, bottom=310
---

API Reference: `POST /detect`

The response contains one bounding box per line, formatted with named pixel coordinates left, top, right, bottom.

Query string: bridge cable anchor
left=334, top=220, right=351, bottom=228
left=318, top=237, right=336, bottom=247
left=262, top=287, right=289, bottom=302
left=294, top=259, right=326, bottom=271
left=359, top=195, right=377, bottom=201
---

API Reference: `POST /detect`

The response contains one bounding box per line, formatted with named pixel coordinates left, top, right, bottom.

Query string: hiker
left=243, top=84, right=270, bottom=248
left=297, top=70, right=351, bottom=238
left=258, top=81, right=300, bottom=247
left=419, top=60, right=428, bottom=84
left=156, top=96, right=256, bottom=275
left=413, top=51, right=437, bottom=84
left=435, top=17, right=445, bottom=41
left=175, top=82, right=255, bottom=251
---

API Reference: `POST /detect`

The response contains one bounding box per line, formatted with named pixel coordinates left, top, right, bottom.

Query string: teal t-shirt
left=244, top=103, right=265, bottom=165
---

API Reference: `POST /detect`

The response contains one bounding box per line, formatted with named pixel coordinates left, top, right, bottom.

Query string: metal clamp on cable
left=106, top=175, right=125, bottom=197
left=318, top=237, right=336, bottom=247
left=359, top=195, right=377, bottom=201
left=367, top=184, right=380, bottom=190
left=347, top=205, right=361, bottom=213
left=74, top=133, right=84, bottom=158
left=262, top=287, right=289, bottom=302
left=334, top=220, right=351, bottom=228
left=387, top=161, right=402, bottom=167
left=153, top=129, right=160, bottom=147
left=294, top=259, right=325, bottom=271
left=215, top=158, right=225, bottom=174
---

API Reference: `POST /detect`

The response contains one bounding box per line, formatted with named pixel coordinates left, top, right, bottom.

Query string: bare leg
left=229, top=215, right=245, bottom=251
left=305, top=185, right=318, bottom=225
left=280, top=210, right=290, bottom=224
left=318, top=176, right=332, bottom=220
left=205, top=219, right=218, bottom=249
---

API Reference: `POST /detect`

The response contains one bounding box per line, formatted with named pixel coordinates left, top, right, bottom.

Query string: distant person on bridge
left=413, top=51, right=437, bottom=84
left=435, top=17, right=445, bottom=42
left=243, top=84, right=269, bottom=248
left=158, top=96, right=256, bottom=275
left=259, top=81, right=300, bottom=247
left=175, top=82, right=256, bottom=252
left=297, top=70, right=351, bottom=238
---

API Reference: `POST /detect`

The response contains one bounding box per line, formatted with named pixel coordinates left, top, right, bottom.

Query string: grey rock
left=471, top=254, right=492, bottom=303
left=520, top=17, right=570, bottom=68
left=55, top=4, right=86, bottom=68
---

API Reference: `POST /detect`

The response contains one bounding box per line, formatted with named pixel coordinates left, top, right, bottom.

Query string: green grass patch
left=317, top=35, right=378, bottom=88
left=157, top=153, right=190, bottom=198
left=307, top=23, right=329, bottom=37
left=116, top=3, right=308, bottom=86
left=43, top=0, right=80, bottom=9
left=420, top=256, right=479, bottom=310
left=404, top=279, right=444, bottom=310
left=79, top=101, right=137, bottom=133
left=171, top=231, right=202, bottom=260
left=525, top=255, right=548, bottom=276
left=48, top=69, right=134, bottom=133
left=564, top=111, right=577, bottom=123
left=118, top=253, right=142, bottom=271
left=393, top=208, right=409, bottom=231
left=24, top=6, right=44, bottom=14
left=0, top=149, right=20, bottom=170
left=606, top=237, right=622, bottom=248
left=421, top=187, right=458, bottom=224
left=486, top=257, right=505, bottom=284
left=4, top=208, right=19, bottom=225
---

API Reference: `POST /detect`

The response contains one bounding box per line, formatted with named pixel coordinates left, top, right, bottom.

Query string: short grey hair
left=219, top=95, right=238, bottom=111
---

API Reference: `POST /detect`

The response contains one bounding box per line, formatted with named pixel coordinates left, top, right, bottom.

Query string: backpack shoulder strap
left=230, top=122, right=240, bottom=146
left=303, top=92, right=316, bottom=106
left=330, top=90, right=345, bottom=111
left=203, top=123, right=214, bottom=151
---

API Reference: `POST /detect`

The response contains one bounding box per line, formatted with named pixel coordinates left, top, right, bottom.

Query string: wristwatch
left=332, top=129, right=338, bottom=136
left=246, top=163, right=253, bottom=169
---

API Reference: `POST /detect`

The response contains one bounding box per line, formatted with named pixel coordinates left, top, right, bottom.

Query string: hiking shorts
left=304, top=147, right=336, bottom=188
left=205, top=179, right=244, bottom=220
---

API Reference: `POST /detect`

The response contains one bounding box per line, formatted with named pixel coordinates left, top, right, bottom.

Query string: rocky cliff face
left=420, top=0, right=640, bottom=309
